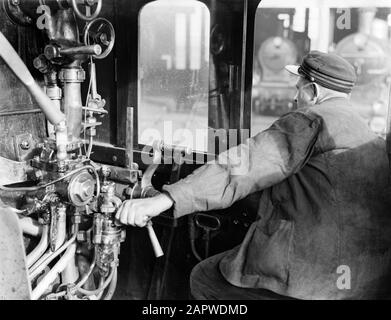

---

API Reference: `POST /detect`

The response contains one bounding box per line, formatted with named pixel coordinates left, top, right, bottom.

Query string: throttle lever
left=139, top=140, right=164, bottom=258
left=146, top=221, right=164, bottom=258
left=125, top=136, right=164, bottom=258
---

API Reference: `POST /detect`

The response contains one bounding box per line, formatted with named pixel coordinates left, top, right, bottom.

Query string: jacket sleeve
left=162, top=111, right=322, bottom=218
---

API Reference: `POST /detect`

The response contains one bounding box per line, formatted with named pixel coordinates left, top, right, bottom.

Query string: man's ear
left=301, top=84, right=314, bottom=101
left=311, top=83, right=320, bottom=101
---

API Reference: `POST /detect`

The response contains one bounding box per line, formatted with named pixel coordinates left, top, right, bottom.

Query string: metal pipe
left=59, top=67, right=85, bottom=144
left=73, top=246, right=97, bottom=290
left=0, top=31, right=68, bottom=163
left=126, top=107, right=134, bottom=166
left=87, top=135, right=94, bottom=158
left=103, top=268, right=118, bottom=300
left=27, top=225, right=49, bottom=268
left=61, top=254, right=79, bottom=285
left=89, top=61, right=98, bottom=99
left=54, top=205, right=67, bottom=251
left=76, top=267, right=116, bottom=296
left=0, top=32, right=65, bottom=126
left=31, top=243, right=77, bottom=300
left=45, top=80, right=62, bottom=138
left=59, top=208, right=78, bottom=285
left=29, top=225, right=78, bottom=281
left=18, top=216, right=43, bottom=237
left=63, top=82, right=83, bottom=143
left=60, top=45, right=102, bottom=57
left=0, top=109, right=42, bottom=117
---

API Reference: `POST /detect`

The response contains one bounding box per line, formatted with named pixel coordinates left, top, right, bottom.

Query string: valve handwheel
left=83, top=18, right=115, bottom=59
left=71, top=0, right=102, bottom=21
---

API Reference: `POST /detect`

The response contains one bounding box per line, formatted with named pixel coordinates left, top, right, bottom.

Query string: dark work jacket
left=163, top=97, right=391, bottom=299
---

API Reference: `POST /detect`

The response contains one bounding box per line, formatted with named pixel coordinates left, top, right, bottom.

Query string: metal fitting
left=59, top=68, right=86, bottom=83
left=101, top=165, right=111, bottom=178
left=72, top=214, right=82, bottom=224
left=19, top=140, right=30, bottom=150
left=44, top=45, right=61, bottom=61
left=33, top=55, right=49, bottom=73
left=77, top=231, right=87, bottom=242
left=68, top=171, right=96, bottom=206
left=46, top=86, right=62, bottom=100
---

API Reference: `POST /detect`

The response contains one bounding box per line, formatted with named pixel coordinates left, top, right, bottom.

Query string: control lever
left=139, top=142, right=164, bottom=258
left=125, top=109, right=163, bottom=258
left=44, top=44, right=102, bottom=60
left=146, top=221, right=164, bottom=258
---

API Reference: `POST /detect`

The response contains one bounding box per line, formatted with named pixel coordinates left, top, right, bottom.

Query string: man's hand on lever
left=115, top=193, right=174, bottom=227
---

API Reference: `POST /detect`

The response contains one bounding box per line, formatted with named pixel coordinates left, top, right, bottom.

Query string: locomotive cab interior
left=0, top=0, right=391, bottom=300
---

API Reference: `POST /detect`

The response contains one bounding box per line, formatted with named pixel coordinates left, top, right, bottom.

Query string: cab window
left=138, top=0, right=210, bottom=152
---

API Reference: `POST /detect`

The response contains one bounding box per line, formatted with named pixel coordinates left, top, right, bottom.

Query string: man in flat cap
left=117, top=51, right=391, bottom=299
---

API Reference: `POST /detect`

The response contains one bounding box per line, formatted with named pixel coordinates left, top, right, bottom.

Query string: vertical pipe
left=54, top=205, right=67, bottom=251
left=126, top=107, right=134, bottom=167
left=27, top=225, right=49, bottom=268
left=59, top=68, right=86, bottom=144
left=61, top=254, right=79, bottom=285
left=239, top=0, right=248, bottom=140
left=63, top=82, right=83, bottom=142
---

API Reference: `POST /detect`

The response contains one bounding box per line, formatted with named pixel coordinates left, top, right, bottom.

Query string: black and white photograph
left=1, top=0, right=391, bottom=308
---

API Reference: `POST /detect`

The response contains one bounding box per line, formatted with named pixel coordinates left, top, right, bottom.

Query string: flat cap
left=285, top=50, right=357, bottom=93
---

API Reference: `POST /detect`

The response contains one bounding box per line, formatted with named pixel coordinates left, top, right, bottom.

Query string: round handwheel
left=2, top=0, right=33, bottom=27
left=71, top=0, right=102, bottom=21
left=83, top=17, right=115, bottom=59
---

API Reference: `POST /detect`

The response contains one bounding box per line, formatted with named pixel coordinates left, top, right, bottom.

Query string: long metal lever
left=125, top=108, right=163, bottom=258
left=147, top=221, right=164, bottom=258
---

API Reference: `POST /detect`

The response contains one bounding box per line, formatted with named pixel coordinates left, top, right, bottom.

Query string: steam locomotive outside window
left=252, top=0, right=391, bottom=138
left=138, top=0, right=210, bottom=152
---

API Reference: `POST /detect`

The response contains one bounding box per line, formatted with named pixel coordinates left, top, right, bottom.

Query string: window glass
left=138, top=0, right=210, bottom=152
left=252, top=0, right=391, bottom=137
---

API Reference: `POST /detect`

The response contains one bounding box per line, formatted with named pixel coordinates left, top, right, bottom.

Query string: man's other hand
left=115, top=193, right=174, bottom=227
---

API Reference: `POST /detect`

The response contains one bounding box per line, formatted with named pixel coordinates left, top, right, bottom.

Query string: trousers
left=190, top=251, right=296, bottom=300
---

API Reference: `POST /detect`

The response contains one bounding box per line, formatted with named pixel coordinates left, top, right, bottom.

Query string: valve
left=44, top=44, right=102, bottom=61
left=71, top=0, right=102, bottom=21
left=83, top=18, right=115, bottom=59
